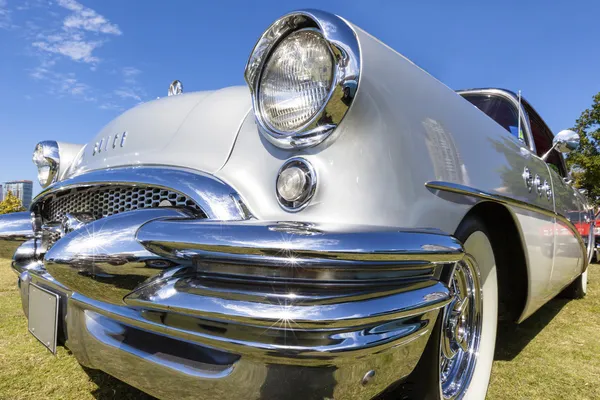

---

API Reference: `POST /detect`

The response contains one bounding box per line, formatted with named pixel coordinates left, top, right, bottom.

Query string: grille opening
left=38, top=185, right=205, bottom=223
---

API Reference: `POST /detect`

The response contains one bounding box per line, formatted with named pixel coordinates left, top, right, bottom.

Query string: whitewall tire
left=450, top=229, right=498, bottom=399
left=397, top=217, right=499, bottom=400
left=561, top=268, right=588, bottom=299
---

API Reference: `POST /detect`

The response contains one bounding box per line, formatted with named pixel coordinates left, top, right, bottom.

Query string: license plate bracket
left=28, top=283, right=59, bottom=354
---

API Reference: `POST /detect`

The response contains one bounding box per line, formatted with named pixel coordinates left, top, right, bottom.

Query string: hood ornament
left=168, top=80, right=183, bottom=96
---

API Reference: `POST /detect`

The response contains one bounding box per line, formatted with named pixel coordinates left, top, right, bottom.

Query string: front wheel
left=408, top=217, right=498, bottom=400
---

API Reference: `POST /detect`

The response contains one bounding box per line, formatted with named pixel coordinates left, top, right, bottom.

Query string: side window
left=523, top=102, right=568, bottom=177
left=549, top=152, right=567, bottom=178
left=461, top=94, right=527, bottom=144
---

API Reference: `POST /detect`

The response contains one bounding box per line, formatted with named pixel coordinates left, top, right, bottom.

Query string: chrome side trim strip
left=426, top=180, right=587, bottom=255
left=32, top=166, right=250, bottom=221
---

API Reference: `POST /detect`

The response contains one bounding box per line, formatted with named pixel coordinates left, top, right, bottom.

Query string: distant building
left=0, top=185, right=3, bottom=201
left=3, top=180, right=33, bottom=209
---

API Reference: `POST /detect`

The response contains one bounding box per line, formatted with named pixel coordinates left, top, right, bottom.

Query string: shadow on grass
left=494, top=297, right=569, bottom=361
left=82, top=367, right=156, bottom=400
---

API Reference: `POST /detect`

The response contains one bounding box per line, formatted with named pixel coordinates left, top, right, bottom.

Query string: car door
left=522, top=101, right=585, bottom=296
left=550, top=168, right=584, bottom=292
left=460, top=90, right=556, bottom=311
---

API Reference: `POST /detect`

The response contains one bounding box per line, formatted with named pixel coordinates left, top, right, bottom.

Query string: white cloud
left=59, top=0, right=121, bottom=35
left=114, top=88, right=142, bottom=102
left=122, top=66, right=141, bottom=83
left=0, top=0, right=13, bottom=29
left=32, top=0, right=121, bottom=63
left=33, top=38, right=100, bottom=63
left=99, top=102, right=122, bottom=110
left=122, top=66, right=141, bottom=77
left=62, top=78, right=88, bottom=95
left=30, top=66, right=49, bottom=80
left=29, top=65, right=95, bottom=101
left=114, top=68, right=146, bottom=103
left=15, top=1, right=146, bottom=108
left=56, top=0, right=83, bottom=12
left=15, top=0, right=48, bottom=12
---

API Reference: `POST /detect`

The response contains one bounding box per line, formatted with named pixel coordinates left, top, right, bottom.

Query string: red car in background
left=594, top=211, right=600, bottom=261
left=575, top=211, right=592, bottom=237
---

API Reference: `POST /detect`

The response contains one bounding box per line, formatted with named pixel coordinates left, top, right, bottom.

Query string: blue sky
left=1, top=0, right=599, bottom=196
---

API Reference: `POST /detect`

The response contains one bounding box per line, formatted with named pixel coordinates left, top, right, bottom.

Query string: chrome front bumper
left=2, top=169, right=464, bottom=400
left=11, top=219, right=462, bottom=400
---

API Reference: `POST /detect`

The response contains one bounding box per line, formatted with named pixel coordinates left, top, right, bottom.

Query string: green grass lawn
left=1, top=256, right=599, bottom=399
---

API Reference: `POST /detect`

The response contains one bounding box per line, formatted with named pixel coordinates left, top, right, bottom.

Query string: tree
left=566, top=92, right=600, bottom=205
left=0, top=191, right=26, bottom=214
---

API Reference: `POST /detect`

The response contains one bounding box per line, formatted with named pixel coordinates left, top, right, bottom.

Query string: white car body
left=0, top=9, right=590, bottom=400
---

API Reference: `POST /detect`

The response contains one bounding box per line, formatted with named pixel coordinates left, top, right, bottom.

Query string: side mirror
left=541, top=129, right=580, bottom=160
left=554, top=130, right=580, bottom=153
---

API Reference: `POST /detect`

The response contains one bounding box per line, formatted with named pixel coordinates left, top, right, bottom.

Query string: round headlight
left=258, top=29, right=334, bottom=133
left=245, top=10, right=360, bottom=149
left=276, top=158, right=317, bottom=211
left=32, top=141, right=60, bottom=188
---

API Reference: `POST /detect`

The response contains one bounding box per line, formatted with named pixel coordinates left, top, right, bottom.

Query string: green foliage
left=0, top=191, right=26, bottom=214
left=566, top=92, right=600, bottom=205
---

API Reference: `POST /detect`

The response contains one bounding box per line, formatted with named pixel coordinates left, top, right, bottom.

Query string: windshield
left=461, top=94, right=525, bottom=143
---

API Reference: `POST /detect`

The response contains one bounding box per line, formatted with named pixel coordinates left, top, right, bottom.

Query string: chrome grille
left=40, top=185, right=205, bottom=222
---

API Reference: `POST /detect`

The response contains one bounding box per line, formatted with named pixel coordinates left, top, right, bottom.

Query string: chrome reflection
left=84, top=311, right=237, bottom=378
left=168, top=80, right=183, bottom=97
left=11, top=239, right=44, bottom=274
left=126, top=278, right=451, bottom=331
left=245, top=9, right=361, bottom=149
left=17, top=209, right=471, bottom=398
left=0, top=211, right=35, bottom=259
left=33, top=140, right=60, bottom=188
left=137, top=220, right=464, bottom=284
left=44, top=208, right=193, bottom=304
left=439, top=256, right=482, bottom=400
left=61, top=212, right=95, bottom=237
left=62, top=285, right=439, bottom=398
left=0, top=211, right=34, bottom=241
left=32, top=166, right=250, bottom=221
left=422, top=118, right=469, bottom=184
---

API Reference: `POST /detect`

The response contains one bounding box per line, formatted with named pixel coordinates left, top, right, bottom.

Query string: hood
left=67, top=86, right=252, bottom=177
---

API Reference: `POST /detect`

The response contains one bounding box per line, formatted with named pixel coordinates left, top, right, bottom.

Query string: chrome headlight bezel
left=245, top=10, right=360, bottom=149
left=32, top=140, right=60, bottom=188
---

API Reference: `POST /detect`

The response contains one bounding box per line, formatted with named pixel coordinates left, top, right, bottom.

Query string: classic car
left=592, top=210, right=600, bottom=261
left=0, top=9, right=593, bottom=400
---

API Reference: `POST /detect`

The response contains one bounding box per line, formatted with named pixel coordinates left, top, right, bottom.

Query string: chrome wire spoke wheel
left=439, top=255, right=483, bottom=399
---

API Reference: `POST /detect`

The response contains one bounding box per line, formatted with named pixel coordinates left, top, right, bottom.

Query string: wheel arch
left=457, top=201, right=529, bottom=323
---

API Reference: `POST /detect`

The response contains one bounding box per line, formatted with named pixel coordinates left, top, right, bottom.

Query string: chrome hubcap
left=440, top=256, right=482, bottom=399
